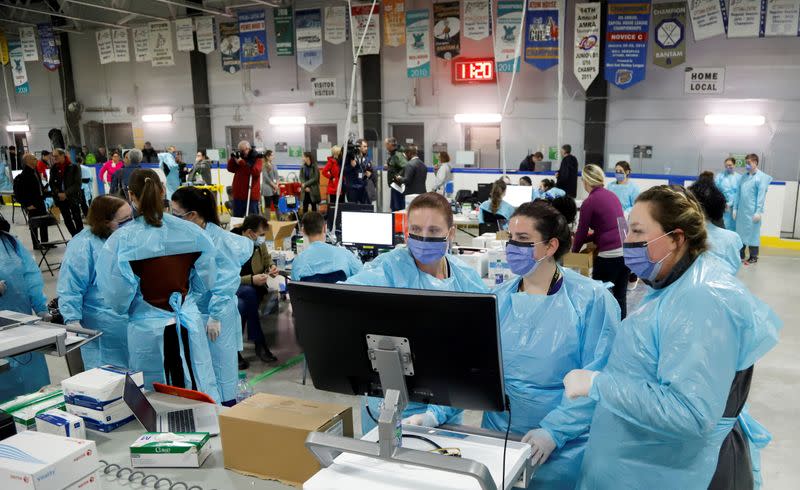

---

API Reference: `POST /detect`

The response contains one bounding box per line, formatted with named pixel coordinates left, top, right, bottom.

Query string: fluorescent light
left=454, top=113, right=502, bottom=124
left=6, top=123, right=29, bottom=132
left=269, top=116, right=307, bottom=126
left=704, top=114, right=765, bottom=127
left=142, top=113, right=173, bottom=123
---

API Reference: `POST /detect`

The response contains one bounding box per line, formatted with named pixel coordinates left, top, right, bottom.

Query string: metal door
left=390, top=123, right=425, bottom=160
left=465, top=125, right=500, bottom=168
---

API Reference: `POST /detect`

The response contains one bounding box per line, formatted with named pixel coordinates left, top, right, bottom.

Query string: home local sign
left=684, top=67, right=725, bottom=95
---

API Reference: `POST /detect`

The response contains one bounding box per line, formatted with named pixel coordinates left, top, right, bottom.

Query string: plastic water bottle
left=235, top=372, right=253, bottom=403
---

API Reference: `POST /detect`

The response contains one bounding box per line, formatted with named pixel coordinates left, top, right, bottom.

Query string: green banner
left=548, top=146, right=559, bottom=160
left=274, top=7, right=294, bottom=56
left=288, top=146, right=303, bottom=157
left=729, top=153, right=747, bottom=168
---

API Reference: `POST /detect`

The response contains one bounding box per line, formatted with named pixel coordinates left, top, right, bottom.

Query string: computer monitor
left=503, top=185, right=533, bottom=208
left=288, top=282, right=506, bottom=413
left=476, top=183, right=492, bottom=202
left=341, top=211, right=394, bottom=248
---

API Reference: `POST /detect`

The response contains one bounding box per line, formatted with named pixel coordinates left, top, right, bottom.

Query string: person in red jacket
left=322, top=146, right=343, bottom=231
left=227, top=141, right=262, bottom=217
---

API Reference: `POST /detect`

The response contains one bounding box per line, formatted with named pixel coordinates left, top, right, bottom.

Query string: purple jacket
left=572, top=187, right=625, bottom=253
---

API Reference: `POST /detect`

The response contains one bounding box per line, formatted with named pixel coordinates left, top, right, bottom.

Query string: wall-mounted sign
left=684, top=67, right=725, bottom=94
left=452, top=57, right=496, bottom=84
left=432, top=142, right=449, bottom=153
left=311, top=78, right=337, bottom=99
left=633, top=145, right=653, bottom=158
left=288, top=146, right=303, bottom=157
left=275, top=142, right=288, bottom=153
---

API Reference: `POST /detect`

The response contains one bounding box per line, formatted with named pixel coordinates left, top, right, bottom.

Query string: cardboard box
left=563, top=250, right=595, bottom=277
left=219, top=393, right=353, bottom=487
left=64, top=471, right=100, bottom=490
left=0, top=431, right=98, bottom=490
left=35, top=409, right=86, bottom=439
left=65, top=401, right=134, bottom=433
left=130, top=433, right=212, bottom=468
left=61, top=366, right=144, bottom=411
left=0, top=391, right=66, bottom=433
left=267, top=220, right=296, bottom=250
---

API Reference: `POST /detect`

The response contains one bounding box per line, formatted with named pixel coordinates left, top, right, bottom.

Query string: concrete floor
left=3, top=209, right=797, bottom=489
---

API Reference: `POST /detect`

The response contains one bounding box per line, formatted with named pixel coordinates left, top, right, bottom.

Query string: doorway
left=226, top=126, right=255, bottom=151
left=465, top=125, right=500, bottom=168
left=305, top=124, right=338, bottom=163
left=390, top=123, right=425, bottom=161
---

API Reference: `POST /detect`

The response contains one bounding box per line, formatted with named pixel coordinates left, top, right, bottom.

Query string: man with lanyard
left=385, top=137, right=408, bottom=211
left=344, top=139, right=372, bottom=204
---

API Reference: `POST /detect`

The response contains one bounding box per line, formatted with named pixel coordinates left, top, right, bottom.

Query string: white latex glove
left=36, top=311, right=53, bottom=322
left=732, top=210, right=737, bottom=220
left=564, top=369, right=599, bottom=399
left=752, top=214, right=761, bottom=223
left=522, top=428, right=557, bottom=466
left=0, top=280, right=6, bottom=296
left=402, top=412, right=438, bottom=428
left=206, top=319, right=221, bottom=342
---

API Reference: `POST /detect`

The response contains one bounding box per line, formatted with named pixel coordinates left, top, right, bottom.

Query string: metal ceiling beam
left=148, top=0, right=233, bottom=17
left=0, top=2, right=126, bottom=28
left=0, top=17, right=84, bottom=34
left=64, top=0, right=169, bottom=22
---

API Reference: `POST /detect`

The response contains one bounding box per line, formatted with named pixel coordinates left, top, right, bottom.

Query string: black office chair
left=25, top=210, right=70, bottom=276
left=479, top=209, right=504, bottom=235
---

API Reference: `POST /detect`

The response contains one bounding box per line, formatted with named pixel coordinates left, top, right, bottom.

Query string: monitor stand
left=304, top=335, right=501, bottom=490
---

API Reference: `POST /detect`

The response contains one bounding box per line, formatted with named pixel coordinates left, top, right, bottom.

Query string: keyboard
left=167, top=409, right=196, bottom=433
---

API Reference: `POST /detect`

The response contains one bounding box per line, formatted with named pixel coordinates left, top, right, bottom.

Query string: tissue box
left=65, top=400, right=134, bottom=433
left=0, top=391, right=65, bottom=433
left=0, top=431, right=98, bottom=490
left=35, top=409, right=86, bottom=439
left=61, top=366, right=143, bottom=411
left=130, top=433, right=211, bottom=468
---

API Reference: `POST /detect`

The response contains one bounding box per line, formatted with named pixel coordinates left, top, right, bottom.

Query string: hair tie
left=144, top=177, right=152, bottom=183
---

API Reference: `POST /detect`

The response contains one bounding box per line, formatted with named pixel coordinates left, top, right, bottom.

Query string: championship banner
left=133, top=26, right=151, bottom=62
left=384, top=0, right=406, bottom=47
left=37, top=24, right=60, bottom=71
left=274, top=7, right=294, bottom=56
left=605, top=0, right=651, bottom=89
left=727, top=0, right=763, bottom=38
left=19, top=27, right=38, bottom=61
left=0, top=31, right=9, bottom=66
left=149, top=21, right=175, bottom=67
left=351, top=3, right=381, bottom=56
left=96, top=29, right=114, bottom=65
left=406, top=9, right=431, bottom=78
left=765, top=0, right=800, bottom=36
left=238, top=10, right=269, bottom=69
left=9, top=40, right=29, bottom=95
left=524, top=0, right=559, bottom=70
left=175, top=18, right=195, bottom=52
left=496, top=1, right=524, bottom=73
left=464, top=0, right=491, bottom=40
left=434, top=1, right=461, bottom=59
left=195, top=17, right=215, bottom=54
left=112, top=29, right=130, bottom=63
left=574, top=3, right=600, bottom=90
left=324, top=6, right=347, bottom=45
left=689, top=0, right=726, bottom=40
left=295, top=9, right=323, bottom=72
left=219, top=22, right=241, bottom=74
left=652, top=2, right=686, bottom=68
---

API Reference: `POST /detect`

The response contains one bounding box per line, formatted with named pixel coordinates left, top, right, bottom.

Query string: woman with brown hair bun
left=57, top=195, right=133, bottom=369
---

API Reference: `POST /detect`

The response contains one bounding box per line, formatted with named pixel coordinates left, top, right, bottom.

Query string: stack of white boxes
left=0, top=390, right=66, bottom=433
left=61, top=366, right=144, bottom=433
left=0, top=431, right=100, bottom=490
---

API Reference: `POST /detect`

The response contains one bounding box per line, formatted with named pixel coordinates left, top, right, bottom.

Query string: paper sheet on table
left=266, top=275, right=286, bottom=292
left=390, top=182, right=405, bottom=193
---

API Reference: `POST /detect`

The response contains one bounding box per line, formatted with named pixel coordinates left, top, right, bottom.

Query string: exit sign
left=452, top=57, right=496, bottom=84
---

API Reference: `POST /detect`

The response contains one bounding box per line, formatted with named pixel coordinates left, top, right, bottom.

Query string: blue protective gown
left=159, top=153, right=180, bottom=200
left=478, top=200, right=515, bottom=227
left=0, top=233, right=50, bottom=403
left=706, top=222, right=744, bottom=275
left=0, top=159, right=11, bottom=191
left=532, top=187, right=566, bottom=201
left=715, top=171, right=742, bottom=231
left=191, top=222, right=253, bottom=403
left=96, top=213, right=221, bottom=403
left=80, top=165, right=94, bottom=203
left=735, top=170, right=772, bottom=247
left=291, top=241, right=363, bottom=281
left=56, top=229, right=129, bottom=369
left=482, top=270, right=619, bottom=489
left=607, top=181, right=640, bottom=214
left=344, top=247, right=488, bottom=434
left=577, top=254, right=781, bottom=489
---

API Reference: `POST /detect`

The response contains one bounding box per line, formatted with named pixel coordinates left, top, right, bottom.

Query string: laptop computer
left=123, top=374, right=220, bottom=435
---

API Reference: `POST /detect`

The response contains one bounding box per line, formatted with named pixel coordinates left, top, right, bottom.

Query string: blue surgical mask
left=745, top=164, right=753, bottom=172
left=407, top=233, right=449, bottom=265
left=623, top=231, right=674, bottom=282
left=255, top=236, right=266, bottom=247
left=506, top=239, right=548, bottom=277
left=725, top=167, right=734, bottom=174
left=615, top=172, right=625, bottom=182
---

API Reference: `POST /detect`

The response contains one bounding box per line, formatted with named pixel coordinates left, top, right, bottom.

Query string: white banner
left=325, top=6, right=347, bottom=45
left=133, top=26, right=151, bottom=62
left=149, top=21, right=175, bottom=67
left=175, top=18, right=195, bottom=51
left=574, top=3, right=601, bottom=91
left=728, top=0, right=762, bottom=38
left=765, top=0, right=800, bottom=36
left=312, top=78, right=337, bottom=99
left=112, top=29, right=130, bottom=63
left=96, top=29, right=114, bottom=65
left=689, top=0, right=726, bottom=41
left=351, top=3, right=381, bottom=55
left=19, top=27, right=38, bottom=61
left=495, top=1, right=524, bottom=73
left=464, top=0, right=491, bottom=40
left=196, top=16, right=215, bottom=53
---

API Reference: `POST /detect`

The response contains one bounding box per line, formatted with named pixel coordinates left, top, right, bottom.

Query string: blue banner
left=37, top=23, right=60, bottom=71
left=8, top=40, right=29, bottom=94
left=238, top=9, right=269, bottom=69
left=496, top=1, right=524, bottom=73
left=524, top=1, right=559, bottom=70
left=295, top=9, right=323, bottom=72
left=406, top=9, right=431, bottom=78
left=604, top=0, right=651, bottom=89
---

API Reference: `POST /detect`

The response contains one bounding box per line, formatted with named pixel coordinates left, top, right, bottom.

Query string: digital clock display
left=452, top=58, right=496, bottom=84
